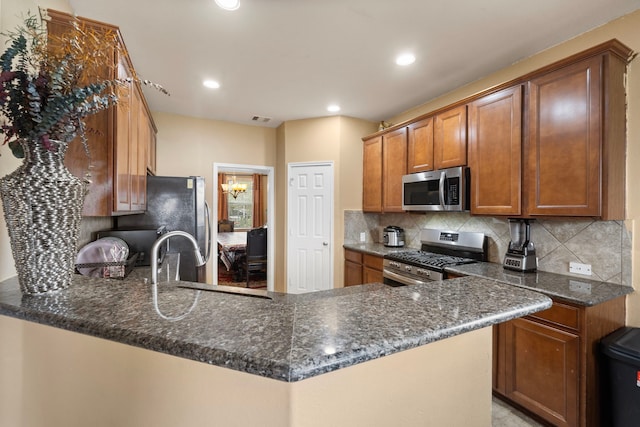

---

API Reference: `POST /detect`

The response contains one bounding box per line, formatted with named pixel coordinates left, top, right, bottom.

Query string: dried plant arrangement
left=0, top=9, right=167, bottom=158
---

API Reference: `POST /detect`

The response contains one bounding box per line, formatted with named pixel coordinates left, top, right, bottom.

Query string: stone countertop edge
left=446, top=262, right=634, bottom=307
left=343, top=242, right=415, bottom=256
left=0, top=267, right=551, bottom=383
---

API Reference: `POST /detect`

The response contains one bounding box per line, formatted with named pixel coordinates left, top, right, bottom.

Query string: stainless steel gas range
left=383, top=229, right=487, bottom=286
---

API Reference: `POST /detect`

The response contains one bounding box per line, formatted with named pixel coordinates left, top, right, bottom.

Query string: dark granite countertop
left=0, top=257, right=551, bottom=383
left=446, top=262, right=633, bottom=307
left=343, top=242, right=416, bottom=257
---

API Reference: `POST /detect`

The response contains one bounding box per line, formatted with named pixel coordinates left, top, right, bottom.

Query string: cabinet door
left=130, top=84, right=147, bottom=212
left=504, top=317, right=579, bottom=427
left=407, top=117, right=434, bottom=173
left=147, top=123, right=157, bottom=175
left=363, top=137, right=383, bottom=212
left=526, top=56, right=602, bottom=216
left=53, top=12, right=113, bottom=216
left=363, top=254, right=383, bottom=283
left=114, top=57, right=133, bottom=213
left=434, top=105, right=467, bottom=169
left=382, top=128, right=407, bottom=212
left=492, top=324, right=506, bottom=394
left=363, top=266, right=383, bottom=284
left=468, top=86, right=522, bottom=215
left=344, top=260, right=363, bottom=286
left=344, top=249, right=363, bottom=286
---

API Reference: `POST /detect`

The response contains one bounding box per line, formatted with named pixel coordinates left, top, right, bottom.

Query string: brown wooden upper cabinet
left=362, top=136, right=383, bottom=212
left=468, top=85, right=523, bottom=216
left=526, top=51, right=627, bottom=219
left=382, top=128, right=408, bottom=212
left=434, top=105, right=467, bottom=170
left=48, top=9, right=157, bottom=216
left=407, top=117, right=434, bottom=173
left=407, top=106, right=467, bottom=173
left=363, top=40, right=630, bottom=219
left=363, top=128, right=407, bottom=213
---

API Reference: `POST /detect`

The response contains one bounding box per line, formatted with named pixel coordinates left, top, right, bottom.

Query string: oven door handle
left=438, top=171, right=446, bottom=208
left=383, top=269, right=431, bottom=286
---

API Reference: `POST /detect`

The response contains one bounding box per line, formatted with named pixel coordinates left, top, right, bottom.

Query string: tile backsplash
left=78, top=216, right=113, bottom=248
left=344, top=210, right=632, bottom=286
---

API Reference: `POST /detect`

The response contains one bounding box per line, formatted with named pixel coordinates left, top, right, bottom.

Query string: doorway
left=213, top=163, right=275, bottom=291
left=286, top=162, right=334, bottom=294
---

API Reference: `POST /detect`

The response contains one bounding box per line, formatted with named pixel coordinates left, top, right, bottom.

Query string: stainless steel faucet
left=150, top=230, right=206, bottom=285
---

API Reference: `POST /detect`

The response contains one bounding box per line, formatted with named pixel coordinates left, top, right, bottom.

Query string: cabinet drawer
left=527, top=301, right=580, bottom=332
left=363, top=254, right=383, bottom=270
left=344, top=249, right=363, bottom=264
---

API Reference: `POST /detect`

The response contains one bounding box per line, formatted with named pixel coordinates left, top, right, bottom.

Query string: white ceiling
left=68, top=0, right=640, bottom=128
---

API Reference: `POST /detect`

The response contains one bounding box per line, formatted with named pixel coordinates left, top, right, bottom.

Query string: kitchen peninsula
left=0, top=260, right=551, bottom=427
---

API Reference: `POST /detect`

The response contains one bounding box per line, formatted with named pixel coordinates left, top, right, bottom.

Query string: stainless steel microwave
left=402, top=166, right=470, bottom=211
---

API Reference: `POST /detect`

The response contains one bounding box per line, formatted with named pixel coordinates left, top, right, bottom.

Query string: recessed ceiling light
left=215, top=0, right=240, bottom=11
left=396, top=53, right=416, bottom=66
left=327, top=104, right=341, bottom=113
left=203, top=80, right=220, bottom=89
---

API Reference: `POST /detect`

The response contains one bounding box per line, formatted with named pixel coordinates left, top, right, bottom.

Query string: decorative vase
left=0, top=139, right=86, bottom=295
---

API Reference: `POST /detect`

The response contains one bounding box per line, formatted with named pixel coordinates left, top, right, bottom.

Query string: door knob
left=323, top=242, right=329, bottom=246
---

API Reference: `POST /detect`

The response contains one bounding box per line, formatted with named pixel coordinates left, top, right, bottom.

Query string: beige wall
left=1, top=314, right=492, bottom=427
left=152, top=111, right=277, bottom=282
left=0, top=0, right=74, bottom=282
left=276, top=116, right=376, bottom=291
left=387, top=10, right=640, bottom=326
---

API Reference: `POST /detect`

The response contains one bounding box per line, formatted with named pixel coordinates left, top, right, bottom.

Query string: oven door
left=383, top=269, right=435, bottom=287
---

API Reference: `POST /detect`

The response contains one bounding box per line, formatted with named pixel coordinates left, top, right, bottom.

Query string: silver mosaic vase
left=0, top=139, right=85, bottom=295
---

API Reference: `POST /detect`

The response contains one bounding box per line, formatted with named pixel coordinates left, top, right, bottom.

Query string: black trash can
left=601, top=327, right=640, bottom=427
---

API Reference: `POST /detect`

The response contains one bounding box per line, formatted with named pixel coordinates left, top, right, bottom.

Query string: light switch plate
left=360, top=232, right=366, bottom=242
left=569, top=262, right=592, bottom=276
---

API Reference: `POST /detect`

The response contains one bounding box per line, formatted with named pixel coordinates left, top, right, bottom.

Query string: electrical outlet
left=569, top=262, right=592, bottom=276
left=360, top=232, right=366, bottom=242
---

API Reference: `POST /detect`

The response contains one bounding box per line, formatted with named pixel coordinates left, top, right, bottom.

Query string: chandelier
left=221, top=176, right=247, bottom=199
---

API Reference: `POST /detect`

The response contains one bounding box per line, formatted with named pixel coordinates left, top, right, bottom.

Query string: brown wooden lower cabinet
left=493, top=297, right=626, bottom=427
left=344, top=249, right=383, bottom=286
left=344, top=249, right=363, bottom=286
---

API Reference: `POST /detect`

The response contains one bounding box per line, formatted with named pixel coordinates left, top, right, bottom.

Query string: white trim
left=213, top=163, right=275, bottom=291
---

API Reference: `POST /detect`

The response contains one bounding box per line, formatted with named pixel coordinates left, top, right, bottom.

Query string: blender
left=503, top=219, right=538, bottom=272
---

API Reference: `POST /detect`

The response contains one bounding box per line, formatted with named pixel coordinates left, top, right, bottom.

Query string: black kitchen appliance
left=383, top=228, right=486, bottom=286
left=96, top=227, right=167, bottom=267
left=116, top=176, right=212, bottom=283
left=503, top=219, right=537, bottom=272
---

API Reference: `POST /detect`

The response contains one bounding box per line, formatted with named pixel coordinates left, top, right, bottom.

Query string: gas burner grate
left=385, top=250, right=477, bottom=269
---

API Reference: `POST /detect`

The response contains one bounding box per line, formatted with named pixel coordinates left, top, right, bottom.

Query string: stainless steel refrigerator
left=116, top=176, right=211, bottom=283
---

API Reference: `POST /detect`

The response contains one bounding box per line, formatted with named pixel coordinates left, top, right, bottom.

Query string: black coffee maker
left=503, top=219, right=537, bottom=272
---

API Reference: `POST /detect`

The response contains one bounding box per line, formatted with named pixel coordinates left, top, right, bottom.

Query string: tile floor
left=492, top=397, right=546, bottom=426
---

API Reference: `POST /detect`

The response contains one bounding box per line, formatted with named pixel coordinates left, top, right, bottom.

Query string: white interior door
left=287, top=162, right=334, bottom=294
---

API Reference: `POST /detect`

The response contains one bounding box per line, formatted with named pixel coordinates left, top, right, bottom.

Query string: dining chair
left=239, top=227, right=267, bottom=287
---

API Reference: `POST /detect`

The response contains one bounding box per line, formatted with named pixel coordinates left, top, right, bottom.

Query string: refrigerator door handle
left=204, top=201, right=212, bottom=263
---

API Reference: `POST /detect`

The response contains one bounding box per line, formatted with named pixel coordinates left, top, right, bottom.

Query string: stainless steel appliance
left=116, top=176, right=212, bottom=283
left=503, top=219, right=537, bottom=272
left=383, top=226, right=405, bottom=247
left=383, top=228, right=486, bottom=286
left=402, top=166, right=470, bottom=211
